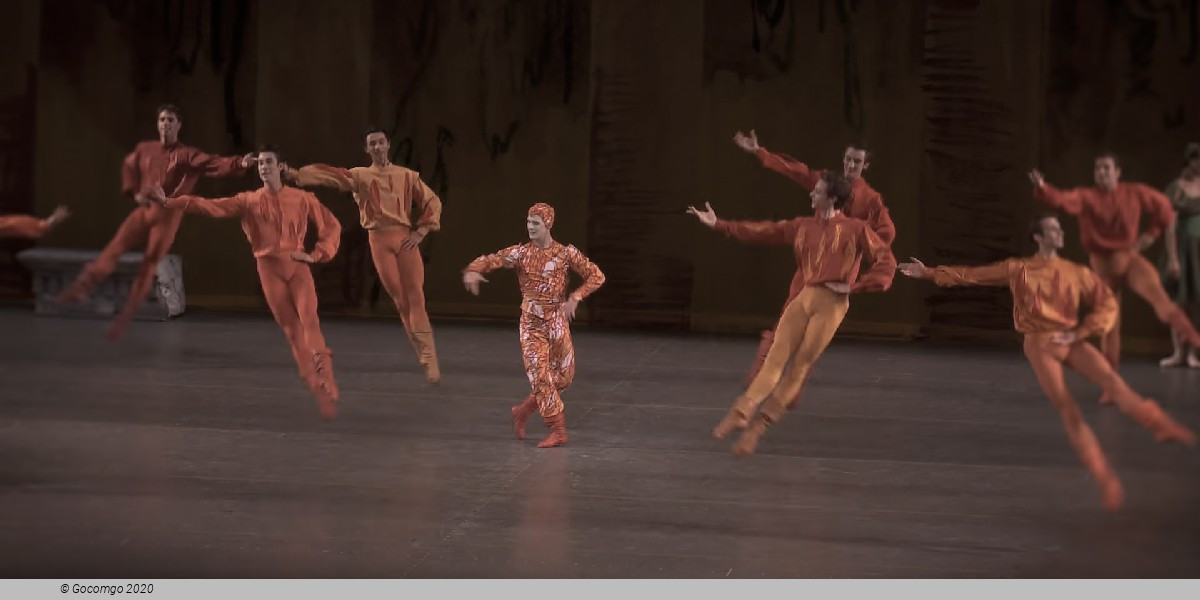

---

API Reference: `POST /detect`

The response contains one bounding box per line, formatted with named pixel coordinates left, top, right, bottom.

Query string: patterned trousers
left=520, top=305, right=576, bottom=417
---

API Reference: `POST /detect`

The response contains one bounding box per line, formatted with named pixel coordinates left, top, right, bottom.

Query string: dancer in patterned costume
left=462, top=203, right=605, bottom=448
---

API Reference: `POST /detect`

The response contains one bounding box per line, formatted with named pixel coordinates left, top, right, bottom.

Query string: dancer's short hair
left=1095, top=151, right=1121, bottom=169
left=845, top=141, right=871, bottom=161
left=1028, top=214, right=1057, bottom=242
left=256, top=143, right=285, bottom=164
left=156, top=103, right=183, bottom=121
left=364, top=125, right=388, bottom=140
left=1184, top=142, right=1200, bottom=165
left=820, top=171, right=853, bottom=210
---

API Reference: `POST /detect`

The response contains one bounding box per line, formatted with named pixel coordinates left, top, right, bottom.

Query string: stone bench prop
left=16, top=248, right=185, bottom=321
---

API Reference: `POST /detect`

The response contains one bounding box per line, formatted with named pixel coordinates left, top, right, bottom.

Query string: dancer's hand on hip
left=686, top=202, right=717, bottom=228
left=1050, top=330, right=1078, bottom=345
left=463, top=271, right=488, bottom=295
left=291, top=251, right=315, bottom=264
left=1136, top=232, right=1157, bottom=252
left=564, top=297, right=580, bottom=320
left=402, top=230, right=425, bottom=250
left=140, top=185, right=167, bottom=206
left=898, top=257, right=929, bottom=278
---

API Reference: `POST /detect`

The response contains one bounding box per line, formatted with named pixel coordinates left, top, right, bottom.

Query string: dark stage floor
left=1, top=308, right=1197, bottom=578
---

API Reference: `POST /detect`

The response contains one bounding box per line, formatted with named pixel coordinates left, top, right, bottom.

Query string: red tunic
left=167, top=186, right=341, bottom=263
left=1034, top=182, right=1175, bottom=254
left=122, top=141, right=247, bottom=201
left=714, top=213, right=896, bottom=296
left=754, top=147, right=897, bottom=245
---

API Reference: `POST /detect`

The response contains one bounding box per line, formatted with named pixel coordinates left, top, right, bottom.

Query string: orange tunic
left=0, top=215, right=46, bottom=238
left=754, top=147, right=896, bottom=245
left=293, top=163, right=441, bottom=233
left=714, top=213, right=896, bottom=294
left=167, top=186, right=341, bottom=262
left=122, top=141, right=247, bottom=201
left=1034, top=182, right=1176, bottom=254
left=465, top=242, right=606, bottom=315
left=929, top=255, right=1117, bottom=339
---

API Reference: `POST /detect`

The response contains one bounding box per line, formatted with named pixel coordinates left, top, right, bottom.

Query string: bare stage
left=1, top=309, right=1197, bottom=577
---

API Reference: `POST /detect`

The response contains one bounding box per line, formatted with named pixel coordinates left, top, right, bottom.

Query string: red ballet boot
left=537, top=413, right=569, bottom=448
left=512, top=394, right=538, bottom=440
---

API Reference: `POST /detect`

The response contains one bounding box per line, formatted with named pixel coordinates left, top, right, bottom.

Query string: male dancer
left=1030, top=156, right=1200, bottom=382
left=59, top=104, right=254, bottom=340
left=462, top=203, right=605, bottom=448
left=0, top=206, right=70, bottom=238
left=899, top=215, right=1196, bottom=510
left=733, top=130, right=896, bottom=384
left=150, top=145, right=342, bottom=420
left=286, top=127, right=443, bottom=383
left=689, top=171, right=896, bottom=456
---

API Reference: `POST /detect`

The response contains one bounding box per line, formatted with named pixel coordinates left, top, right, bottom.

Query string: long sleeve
left=187, top=149, right=247, bottom=179
left=1033, top=183, right=1087, bottom=215
left=928, top=260, right=1014, bottom=287
left=466, top=244, right=523, bottom=274
left=713, top=217, right=802, bottom=246
left=410, top=175, right=442, bottom=234
left=565, top=245, right=606, bottom=301
left=166, top=194, right=249, bottom=219
left=0, top=215, right=46, bottom=238
left=294, top=164, right=355, bottom=192
left=1074, top=267, right=1118, bottom=340
left=1135, top=183, right=1177, bottom=238
left=850, top=226, right=896, bottom=292
left=864, top=200, right=897, bottom=246
left=755, top=147, right=820, bottom=189
left=305, top=193, right=342, bottom=263
left=120, top=149, right=142, bottom=201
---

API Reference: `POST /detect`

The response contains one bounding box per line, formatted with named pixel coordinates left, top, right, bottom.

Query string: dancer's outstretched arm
left=686, top=201, right=800, bottom=246
left=1028, top=169, right=1087, bottom=215
left=0, top=206, right=70, bottom=239
left=899, top=256, right=1013, bottom=287
left=187, top=149, right=256, bottom=178
left=733, top=129, right=820, bottom=189
left=161, top=191, right=250, bottom=219
left=288, top=164, right=355, bottom=192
